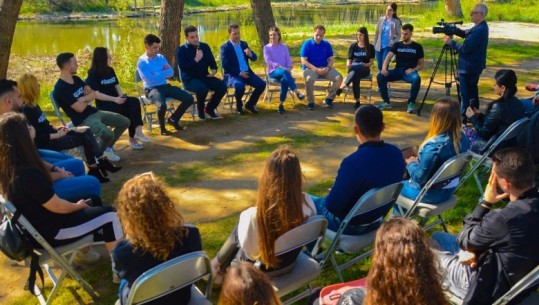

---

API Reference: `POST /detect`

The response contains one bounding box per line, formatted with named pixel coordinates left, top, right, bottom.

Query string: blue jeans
left=269, top=68, right=298, bottom=102
left=375, top=47, right=392, bottom=72
left=400, top=180, right=454, bottom=204
left=225, top=73, right=266, bottom=109
left=38, top=149, right=73, bottom=164
left=184, top=77, right=227, bottom=112
left=431, top=231, right=460, bottom=254
left=146, top=84, right=194, bottom=122
left=309, top=194, right=381, bottom=235
left=377, top=67, right=421, bottom=104
left=459, top=73, right=481, bottom=120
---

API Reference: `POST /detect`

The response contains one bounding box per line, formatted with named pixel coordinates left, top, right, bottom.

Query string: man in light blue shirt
left=137, top=34, right=193, bottom=135
left=220, top=24, right=266, bottom=115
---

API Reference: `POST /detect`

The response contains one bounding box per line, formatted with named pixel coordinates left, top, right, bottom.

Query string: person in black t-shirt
left=0, top=112, right=122, bottom=256
left=53, top=52, right=130, bottom=161
left=377, top=23, right=424, bottom=114
left=87, top=47, right=149, bottom=150
left=113, top=173, right=202, bottom=305
left=18, top=74, right=120, bottom=183
left=336, top=27, right=376, bottom=110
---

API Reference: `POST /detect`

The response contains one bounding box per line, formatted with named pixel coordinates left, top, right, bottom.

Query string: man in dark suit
left=220, top=24, right=266, bottom=115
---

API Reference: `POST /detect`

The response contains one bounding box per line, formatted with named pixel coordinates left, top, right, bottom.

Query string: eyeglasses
left=470, top=11, right=482, bottom=16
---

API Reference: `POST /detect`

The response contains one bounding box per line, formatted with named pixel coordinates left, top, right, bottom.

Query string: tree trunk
left=250, top=0, right=276, bottom=47
left=0, top=0, right=23, bottom=79
left=444, top=0, right=464, bottom=19
left=159, top=0, right=184, bottom=77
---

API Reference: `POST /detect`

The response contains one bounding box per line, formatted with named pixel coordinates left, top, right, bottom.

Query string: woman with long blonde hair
left=212, top=146, right=316, bottom=282
left=400, top=96, right=470, bottom=204
left=218, top=261, right=282, bottom=305
left=364, top=217, right=448, bottom=305
left=112, top=173, right=201, bottom=305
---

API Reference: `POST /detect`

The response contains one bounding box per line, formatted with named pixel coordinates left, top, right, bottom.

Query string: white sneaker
left=73, top=247, right=101, bottom=265
left=134, top=134, right=150, bottom=143
left=129, top=141, right=144, bottom=150
left=112, top=273, right=121, bottom=284
left=104, top=147, right=120, bottom=161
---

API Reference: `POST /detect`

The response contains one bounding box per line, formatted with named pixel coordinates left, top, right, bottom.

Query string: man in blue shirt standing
left=309, top=105, right=405, bottom=235
left=300, top=25, right=343, bottom=110
left=137, top=34, right=194, bottom=135
left=444, top=4, right=489, bottom=123
left=177, top=25, right=226, bottom=121
left=220, top=24, right=266, bottom=115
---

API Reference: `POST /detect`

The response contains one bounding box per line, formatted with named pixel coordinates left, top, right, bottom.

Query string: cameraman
left=443, top=4, right=489, bottom=122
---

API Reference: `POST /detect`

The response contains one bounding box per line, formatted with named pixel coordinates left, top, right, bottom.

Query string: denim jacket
left=408, top=132, right=470, bottom=189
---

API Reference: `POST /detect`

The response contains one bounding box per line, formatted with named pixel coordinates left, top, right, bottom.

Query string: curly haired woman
left=365, top=217, right=448, bottom=305
left=112, top=173, right=201, bottom=305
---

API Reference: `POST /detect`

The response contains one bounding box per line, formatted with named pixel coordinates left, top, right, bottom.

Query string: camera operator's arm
left=381, top=51, right=395, bottom=76
left=447, top=25, right=487, bottom=55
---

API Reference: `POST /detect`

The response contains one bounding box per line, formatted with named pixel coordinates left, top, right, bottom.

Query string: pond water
left=12, top=2, right=436, bottom=56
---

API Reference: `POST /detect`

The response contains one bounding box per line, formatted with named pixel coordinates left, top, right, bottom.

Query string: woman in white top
left=373, top=2, right=402, bottom=72
left=212, top=146, right=316, bottom=283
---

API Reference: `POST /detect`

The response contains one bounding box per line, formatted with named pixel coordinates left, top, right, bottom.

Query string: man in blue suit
left=220, top=24, right=266, bottom=115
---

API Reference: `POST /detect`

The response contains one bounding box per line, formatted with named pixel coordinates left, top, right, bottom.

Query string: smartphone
left=84, top=198, right=93, bottom=207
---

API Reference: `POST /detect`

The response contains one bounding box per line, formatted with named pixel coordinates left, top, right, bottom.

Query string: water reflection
left=12, top=3, right=435, bottom=56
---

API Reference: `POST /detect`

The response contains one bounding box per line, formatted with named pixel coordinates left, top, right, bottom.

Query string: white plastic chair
left=342, top=73, right=373, bottom=103
left=0, top=195, right=101, bottom=305
left=262, top=62, right=296, bottom=106
left=258, top=216, right=327, bottom=305
left=320, top=182, right=403, bottom=282
left=396, top=152, right=472, bottom=232
left=134, top=70, right=178, bottom=131
left=457, top=117, right=530, bottom=194
left=122, top=251, right=213, bottom=305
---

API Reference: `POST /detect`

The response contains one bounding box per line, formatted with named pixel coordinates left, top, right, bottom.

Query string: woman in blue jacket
left=400, top=97, right=470, bottom=203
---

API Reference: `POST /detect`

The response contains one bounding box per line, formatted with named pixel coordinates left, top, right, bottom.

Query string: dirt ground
left=1, top=21, right=539, bottom=304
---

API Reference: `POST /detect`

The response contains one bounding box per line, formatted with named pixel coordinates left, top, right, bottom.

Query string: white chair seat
left=271, top=252, right=321, bottom=297
left=397, top=194, right=457, bottom=218
left=325, top=228, right=376, bottom=254
left=35, top=234, right=96, bottom=263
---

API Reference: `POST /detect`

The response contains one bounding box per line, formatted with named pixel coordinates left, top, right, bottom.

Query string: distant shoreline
left=17, top=0, right=429, bottom=21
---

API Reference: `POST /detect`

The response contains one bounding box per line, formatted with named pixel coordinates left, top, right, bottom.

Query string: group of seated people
left=2, top=74, right=539, bottom=304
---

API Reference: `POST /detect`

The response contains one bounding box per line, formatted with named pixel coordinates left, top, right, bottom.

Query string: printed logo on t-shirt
left=396, top=48, right=417, bottom=54
left=38, top=113, right=47, bottom=123
left=354, top=51, right=367, bottom=57
left=101, top=76, right=117, bottom=85
left=72, top=86, right=84, bottom=99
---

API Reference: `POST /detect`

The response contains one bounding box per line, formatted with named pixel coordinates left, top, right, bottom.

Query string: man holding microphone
left=177, top=25, right=226, bottom=120
left=444, top=3, right=489, bottom=123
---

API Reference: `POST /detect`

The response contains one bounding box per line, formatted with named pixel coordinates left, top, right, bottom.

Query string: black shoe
left=278, top=104, right=285, bottom=114
left=354, top=101, right=361, bottom=109
left=205, top=108, right=222, bottom=119
left=236, top=108, right=245, bottom=115
left=167, top=118, right=185, bottom=131
left=296, top=92, right=305, bottom=101
left=335, top=88, right=343, bottom=96
left=160, top=128, right=173, bottom=135
left=323, top=98, right=334, bottom=109
left=245, top=104, right=259, bottom=114
left=88, top=167, right=110, bottom=183
left=98, top=157, right=122, bottom=174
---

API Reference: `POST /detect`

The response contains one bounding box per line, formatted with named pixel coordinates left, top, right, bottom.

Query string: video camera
left=432, top=19, right=463, bottom=36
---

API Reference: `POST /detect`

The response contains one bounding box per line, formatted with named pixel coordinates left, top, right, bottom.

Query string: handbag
left=319, top=278, right=367, bottom=305
left=0, top=211, right=33, bottom=261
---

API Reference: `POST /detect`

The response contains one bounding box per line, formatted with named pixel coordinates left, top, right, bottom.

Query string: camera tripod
left=417, top=43, right=460, bottom=116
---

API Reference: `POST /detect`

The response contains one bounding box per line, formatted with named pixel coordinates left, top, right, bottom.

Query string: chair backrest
left=493, top=264, right=539, bottom=305
left=482, top=117, right=530, bottom=156
left=125, top=251, right=213, bottom=305
left=273, top=215, right=328, bottom=257
left=405, top=152, right=472, bottom=217
left=49, top=91, right=67, bottom=126
left=346, top=182, right=403, bottom=226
